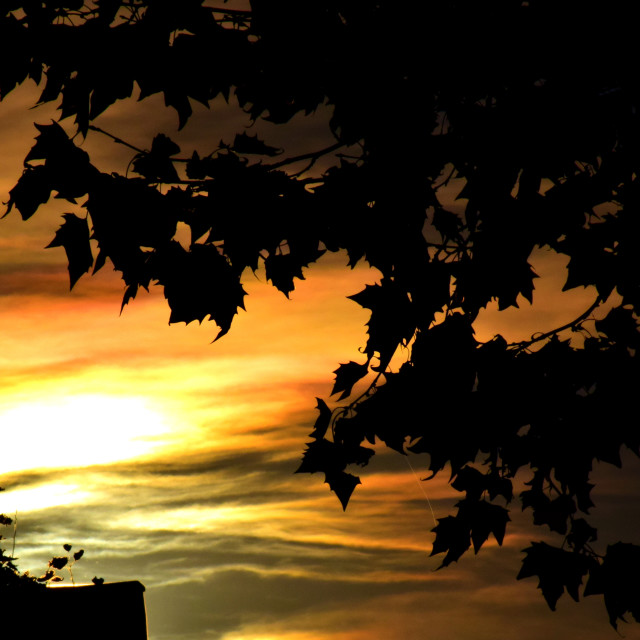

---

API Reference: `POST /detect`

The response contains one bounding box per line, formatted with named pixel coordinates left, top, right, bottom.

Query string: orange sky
left=2, top=76, right=640, bottom=640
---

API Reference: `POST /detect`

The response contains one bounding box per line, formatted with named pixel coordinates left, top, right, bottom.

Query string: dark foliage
left=2, top=0, right=640, bottom=628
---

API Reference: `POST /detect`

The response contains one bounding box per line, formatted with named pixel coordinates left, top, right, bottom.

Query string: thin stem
left=88, top=125, right=145, bottom=155
left=266, top=142, right=345, bottom=170
left=510, top=296, right=603, bottom=352
left=209, top=7, right=252, bottom=14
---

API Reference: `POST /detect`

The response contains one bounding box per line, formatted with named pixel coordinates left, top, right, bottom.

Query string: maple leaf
left=585, top=543, right=640, bottom=629
left=331, top=361, right=369, bottom=400
left=264, top=246, right=325, bottom=297
left=595, top=306, right=640, bottom=350
left=459, top=499, right=510, bottom=553
left=186, top=150, right=212, bottom=180
left=296, top=439, right=362, bottom=510
left=517, top=542, right=592, bottom=610
left=348, top=279, right=416, bottom=371
left=132, top=134, right=181, bottom=183
left=151, top=242, right=246, bottom=340
left=23, top=121, right=72, bottom=164
left=521, top=488, right=576, bottom=535
left=430, top=515, right=471, bottom=568
left=5, top=165, right=52, bottom=220
left=559, top=224, right=617, bottom=299
left=567, top=518, right=598, bottom=551
left=232, top=132, right=282, bottom=156
left=264, top=253, right=305, bottom=297
left=46, top=213, right=93, bottom=289
left=325, top=470, right=361, bottom=511
left=164, top=89, right=192, bottom=130
left=308, top=398, right=332, bottom=440
left=486, top=474, right=513, bottom=503
left=89, top=73, right=135, bottom=120
left=296, top=438, right=341, bottom=475
left=451, top=466, right=487, bottom=501
left=297, top=404, right=371, bottom=511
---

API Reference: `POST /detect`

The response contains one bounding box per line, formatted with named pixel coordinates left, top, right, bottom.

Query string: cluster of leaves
left=0, top=500, right=39, bottom=593
left=2, top=0, right=640, bottom=629
left=1, top=507, right=102, bottom=591
left=37, top=543, right=85, bottom=585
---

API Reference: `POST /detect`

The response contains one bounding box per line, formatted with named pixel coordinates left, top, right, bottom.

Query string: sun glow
left=0, top=482, right=88, bottom=513
left=0, top=394, right=173, bottom=474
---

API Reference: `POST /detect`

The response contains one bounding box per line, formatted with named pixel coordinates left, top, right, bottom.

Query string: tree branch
left=88, top=125, right=145, bottom=155
left=510, top=295, right=603, bottom=352
left=209, top=7, right=252, bottom=15
left=265, top=142, right=345, bottom=170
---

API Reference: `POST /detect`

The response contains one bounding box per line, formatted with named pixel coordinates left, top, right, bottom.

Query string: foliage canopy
left=2, top=0, right=640, bottom=628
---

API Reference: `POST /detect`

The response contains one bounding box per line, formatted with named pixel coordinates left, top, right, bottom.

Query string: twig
left=88, top=125, right=145, bottom=155
left=266, top=141, right=345, bottom=170
left=209, top=7, right=252, bottom=14
left=511, top=296, right=603, bottom=352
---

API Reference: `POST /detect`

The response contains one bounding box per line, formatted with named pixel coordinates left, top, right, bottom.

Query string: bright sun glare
left=0, top=394, right=172, bottom=474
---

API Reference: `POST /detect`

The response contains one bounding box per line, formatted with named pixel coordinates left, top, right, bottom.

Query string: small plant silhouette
left=37, top=543, right=85, bottom=585
left=1, top=509, right=103, bottom=589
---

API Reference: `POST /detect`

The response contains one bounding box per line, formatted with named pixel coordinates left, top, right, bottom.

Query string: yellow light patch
left=0, top=394, right=173, bottom=473
left=0, top=482, right=88, bottom=513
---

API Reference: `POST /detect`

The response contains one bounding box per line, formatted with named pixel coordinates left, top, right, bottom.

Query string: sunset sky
left=2, top=72, right=640, bottom=640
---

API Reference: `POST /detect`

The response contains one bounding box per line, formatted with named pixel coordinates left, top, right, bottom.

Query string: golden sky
left=1, top=78, right=640, bottom=640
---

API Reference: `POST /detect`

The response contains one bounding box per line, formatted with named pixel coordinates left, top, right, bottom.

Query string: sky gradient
left=1, top=77, right=640, bottom=640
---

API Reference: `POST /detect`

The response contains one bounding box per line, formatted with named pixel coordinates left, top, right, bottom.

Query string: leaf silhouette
left=5, top=165, right=52, bottom=220
left=585, top=543, right=640, bottom=629
left=348, top=279, right=416, bottom=371
left=308, top=398, right=332, bottom=440
left=132, top=134, right=181, bottom=183
left=430, top=516, right=471, bottom=568
left=264, top=246, right=325, bottom=298
left=49, top=556, right=68, bottom=570
left=37, top=570, right=54, bottom=583
left=232, top=132, right=282, bottom=156
left=518, top=542, right=592, bottom=610
left=331, top=361, right=369, bottom=400
left=46, top=214, right=93, bottom=289
left=151, top=242, right=247, bottom=340
left=325, top=470, right=361, bottom=511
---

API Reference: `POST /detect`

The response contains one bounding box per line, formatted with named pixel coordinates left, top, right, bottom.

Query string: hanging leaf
left=46, top=213, right=93, bottom=289
left=232, top=132, right=282, bottom=156
left=348, top=279, right=416, bottom=371
left=331, top=360, right=370, bottom=400
left=325, top=470, right=361, bottom=511
left=517, top=542, right=592, bottom=610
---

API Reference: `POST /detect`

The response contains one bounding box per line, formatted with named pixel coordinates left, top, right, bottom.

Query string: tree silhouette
left=2, top=0, right=640, bottom=628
